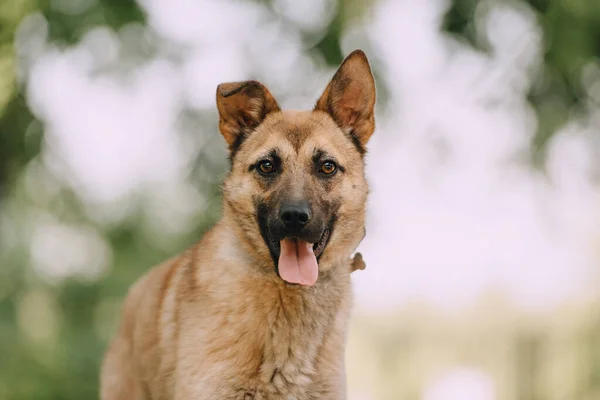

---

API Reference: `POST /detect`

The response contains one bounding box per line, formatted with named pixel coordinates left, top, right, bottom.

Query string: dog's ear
left=315, top=50, right=376, bottom=151
left=216, top=80, right=280, bottom=152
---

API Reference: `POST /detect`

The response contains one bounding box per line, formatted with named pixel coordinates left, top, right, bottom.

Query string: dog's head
left=218, top=50, right=375, bottom=286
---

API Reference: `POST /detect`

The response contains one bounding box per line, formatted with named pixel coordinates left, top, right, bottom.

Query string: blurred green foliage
left=443, top=0, right=600, bottom=162
left=0, top=0, right=599, bottom=399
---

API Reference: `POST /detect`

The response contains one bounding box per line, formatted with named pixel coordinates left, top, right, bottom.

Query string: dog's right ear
left=216, top=80, right=280, bottom=153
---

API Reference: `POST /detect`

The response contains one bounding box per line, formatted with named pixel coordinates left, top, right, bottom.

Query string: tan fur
left=100, top=50, right=376, bottom=400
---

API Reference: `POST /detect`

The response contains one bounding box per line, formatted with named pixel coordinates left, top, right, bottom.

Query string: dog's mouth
left=268, top=229, right=330, bottom=259
left=267, top=228, right=331, bottom=286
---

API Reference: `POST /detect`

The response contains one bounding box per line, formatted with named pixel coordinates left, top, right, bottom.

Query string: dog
left=100, top=49, right=376, bottom=400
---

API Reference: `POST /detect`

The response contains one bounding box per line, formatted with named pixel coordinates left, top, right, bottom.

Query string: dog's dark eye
left=320, top=161, right=337, bottom=175
left=258, top=160, right=275, bottom=175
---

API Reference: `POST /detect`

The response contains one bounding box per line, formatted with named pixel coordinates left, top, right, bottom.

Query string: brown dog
left=100, top=49, right=376, bottom=400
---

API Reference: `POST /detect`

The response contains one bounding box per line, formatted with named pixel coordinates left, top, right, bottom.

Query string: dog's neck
left=244, top=257, right=351, bottom=395
left=255, top=277, right=350, bottom=393
left=207, top=219, right=352, bottom=393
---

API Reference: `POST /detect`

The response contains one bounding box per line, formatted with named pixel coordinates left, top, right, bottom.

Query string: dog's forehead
left=242, top=110, right=351, bottom=157
left=270, top=110, right=339, bottom=145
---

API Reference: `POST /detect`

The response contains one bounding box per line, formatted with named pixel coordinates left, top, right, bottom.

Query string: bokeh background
left=1, top=0, right=600, bottom=399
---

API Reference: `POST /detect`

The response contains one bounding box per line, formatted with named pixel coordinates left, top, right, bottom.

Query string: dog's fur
left=100, top=50, right=376, bottom=400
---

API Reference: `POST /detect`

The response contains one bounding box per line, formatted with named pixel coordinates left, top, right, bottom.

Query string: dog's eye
left=320, top=161, right=337, bottom=175
left=258, top=160, right=275, bottom=175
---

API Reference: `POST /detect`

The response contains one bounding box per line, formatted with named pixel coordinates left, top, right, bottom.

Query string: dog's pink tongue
left=278, top=239, right=318, bottom=286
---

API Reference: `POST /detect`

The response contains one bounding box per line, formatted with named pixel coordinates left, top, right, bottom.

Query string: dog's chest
left=249, top=292, right=326, bottom=396
left=228, top=285, right=339, bottom=399
left=184, top=275, right=348, bottom=399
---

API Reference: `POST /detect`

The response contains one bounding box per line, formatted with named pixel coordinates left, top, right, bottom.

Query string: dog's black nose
left=279, top=201, right=311, bottom=232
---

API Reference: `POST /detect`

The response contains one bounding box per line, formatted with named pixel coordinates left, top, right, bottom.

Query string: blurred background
left=1, top=0, right=600, bottom=399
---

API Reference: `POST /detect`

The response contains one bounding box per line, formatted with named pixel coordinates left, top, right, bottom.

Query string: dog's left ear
left=315, top=50, right=376, bottom=150
left=216, top=80, right=280, bottom=152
